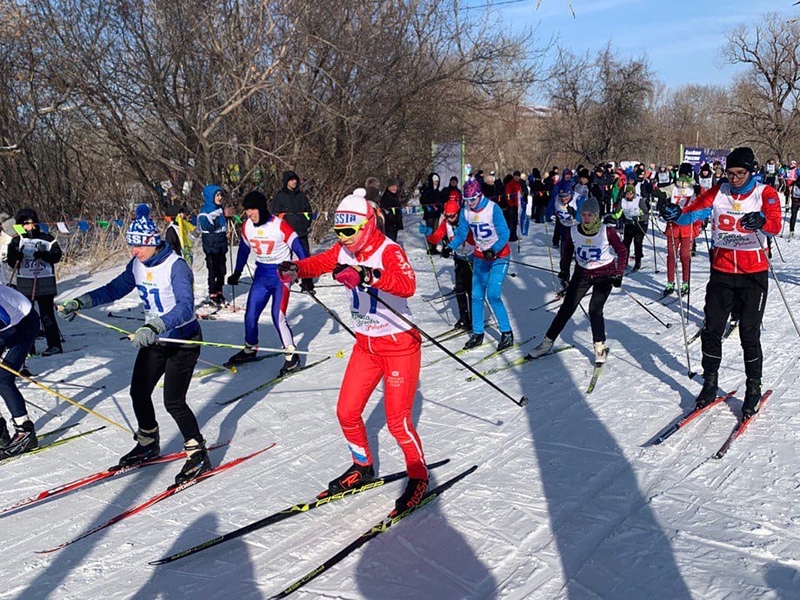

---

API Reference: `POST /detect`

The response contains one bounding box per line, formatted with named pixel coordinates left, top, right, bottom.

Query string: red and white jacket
left=681, top=182, right=782, bottom=274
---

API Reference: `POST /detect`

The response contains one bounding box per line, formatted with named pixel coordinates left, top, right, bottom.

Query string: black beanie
left=678, top=162, right=694, bottom=177
left=15, top=208, right=39, bottom=225
left=242, top=191, right=270, bottom=225
left=726, top=147, right=755, bottom=172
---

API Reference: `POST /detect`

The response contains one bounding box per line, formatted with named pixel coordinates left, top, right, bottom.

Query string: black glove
left=33, top=250, right=47, bottom=260
left=611, top=275, right=623, bottom=288
left=278, top=261, right=299, bottom=283
left=440, top=246, right=453, bottom=259
left=659, top=202, right=681, bottom=222
left=602, top=214, right=617, bottom=225
left=740, top=211, right=766, bottom=231
left=227, top=272, right=241, bottom=286
left=558, top=277, right=569, bottom=294
left=482, top=248, right=496, bottom=261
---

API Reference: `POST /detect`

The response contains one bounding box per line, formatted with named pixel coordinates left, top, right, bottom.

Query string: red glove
left=278, top=261, right=299, bottom=283
left=333, top=264, right=377, bottom=289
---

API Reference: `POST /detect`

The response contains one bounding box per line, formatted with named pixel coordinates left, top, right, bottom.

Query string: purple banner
left=682, top=147, right=731, bottom=172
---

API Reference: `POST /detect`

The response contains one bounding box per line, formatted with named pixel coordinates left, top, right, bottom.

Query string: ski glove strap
left=59, top=294, right=93, bottom=321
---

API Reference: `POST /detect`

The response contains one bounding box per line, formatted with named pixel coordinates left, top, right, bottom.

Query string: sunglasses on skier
left=334, top=221, right=367, bottom=239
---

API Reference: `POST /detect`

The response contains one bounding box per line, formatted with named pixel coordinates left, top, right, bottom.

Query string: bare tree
left=723, top=13, right=800, bottom=162
left=542, top=43, right=655, bottom=165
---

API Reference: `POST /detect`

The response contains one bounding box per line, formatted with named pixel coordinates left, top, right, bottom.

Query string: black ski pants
left=205, top=251, right=227, bottom=297
left=622, top=221, right=648, bottom=264
left=454, top=256, right=473, bottom=322
left=130, top=337, right=202, bottom=442
left=34, top=294, right=62, bottom=350
left=700, top=269, right=768, bottom=379
left=546, top=271, right=614, bottom=343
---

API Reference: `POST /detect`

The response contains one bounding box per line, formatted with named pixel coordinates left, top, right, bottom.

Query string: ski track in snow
left=2, top=220, right=800, bottom=600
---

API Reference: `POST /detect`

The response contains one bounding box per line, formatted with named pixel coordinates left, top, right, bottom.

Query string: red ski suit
left=295, top=229, right=426, bottom=480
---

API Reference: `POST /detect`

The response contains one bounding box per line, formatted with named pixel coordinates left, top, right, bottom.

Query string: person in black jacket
left=419, top=172, right=442, bottom=254
left=379, top=179, right=404, bottom=242
left=5, top=208, right=63, bottom=355
left=271, top=170, right=314, bottom=292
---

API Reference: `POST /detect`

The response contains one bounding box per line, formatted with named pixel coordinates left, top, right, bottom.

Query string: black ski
left=149, top=458, right=451, bottom=565
left=267, top=465, right=477, bottom=599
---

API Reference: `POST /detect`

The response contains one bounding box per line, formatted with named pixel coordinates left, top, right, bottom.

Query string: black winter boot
left=695, top=372, right=719, bottom=410
left=118, top=428, right=160, bottom=468
left=1, top=420, right=37, bottom=457
left=742, top=378, right=762, bottom=419
left=325, top=463, right=375, bottom=495
left=0, top=418, right=9, bottom=449
left=497, top=331, right=514, bottom=350
left=463, top=333, right=484, bottom=349
left=175, top=438, right=212, bottom=485
left=390, top=477, right=429, bottom=517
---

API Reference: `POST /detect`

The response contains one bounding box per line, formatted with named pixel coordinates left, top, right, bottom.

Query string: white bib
left=711, top=183, right=768, bottom=251
left=620, top=197, right=641, bottom=219
left=445, top=220, right=474, bottom=258
left=0, top=285, right=32, bottom=331
left=131, top=253, right=196, bottom=325
left=18, top=238, right=54, bottom=279
left=242, top=218, right=296, bottom=264
left=465, top=201, right=501, bottom=251
left=570, top=224, right=616, bottom=270
left=337, top=239, right=413, bottom=337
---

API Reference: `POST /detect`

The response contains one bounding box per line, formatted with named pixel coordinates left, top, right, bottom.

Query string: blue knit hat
left=126, top=204, right=161, bottom=246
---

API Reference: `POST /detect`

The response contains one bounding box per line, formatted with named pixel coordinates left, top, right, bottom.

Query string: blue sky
left=472, top=0, right=797, bottom=98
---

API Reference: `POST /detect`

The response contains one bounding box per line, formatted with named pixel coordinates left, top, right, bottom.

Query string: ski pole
left=0, top=361, right=132, bottom=433
left=299, top=285, right=356, bottom=339
left=772, top=235, right=785, bottom=263
left=670, top=234, right=696, bottom=378
left=543, top=220, right=559, bottom=294
left=69, top=312, right=241, bottom=372
left=621, top=289, right=671, bottom=329
left=649, top=211, right=660, bottom=274
left=508, top=258, right=558, bottom=275
left=421, top=229, right=451, bottom=326
left=364, top=290, right=528, bottom=407
left=755, top=231, right=800, bottom=337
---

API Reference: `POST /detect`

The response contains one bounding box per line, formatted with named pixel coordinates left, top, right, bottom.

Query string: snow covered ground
left=2, top=216, right=800, bottom=600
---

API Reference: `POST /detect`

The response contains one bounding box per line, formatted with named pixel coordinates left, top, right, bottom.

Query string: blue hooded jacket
left=198, top=184, right=228, bottom=254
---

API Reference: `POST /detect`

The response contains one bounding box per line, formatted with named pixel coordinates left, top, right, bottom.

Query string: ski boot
left=526, top=337, right=554, bottom=359
left=463, top=333, right=484, bottom=349
left=390, top=477, right=429, bottom=518
left=326, top=463, right=375, bottom=494
left=42, top=346, right=63, bottom=356
left=694, top=372, right=718, bottom=410
left=0, top=418, right=9, bottom=448
left=663, top=282, right=675, bottom=296
left=175, top=438, right=213, bottom=485
left=593, top=341, right=608, bottom=365
left=632, top=260, right=641, bottom=273
left=226, top=344, right=258, bottom=366
left=742, top=378, right=762, bottom=419
left=279, top=353, right=301, bottom=376
left=680, top=282, right=689, bottom=297
left=497, top=331, right=514, bottom=351
left=0, top=420, right=37, bottom=457
left=211, top=293, right=228, bottom=308
left=118, top=428, right=160, bottom=468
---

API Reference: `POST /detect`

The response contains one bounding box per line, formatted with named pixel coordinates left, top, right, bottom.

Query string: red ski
left=712, top=390, right=772, bottom=459
left=644, top=391, right=736, bottom=447
left=1, top=441, right=230, bottom=518
left=36, top=443, right=275, bottom=553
